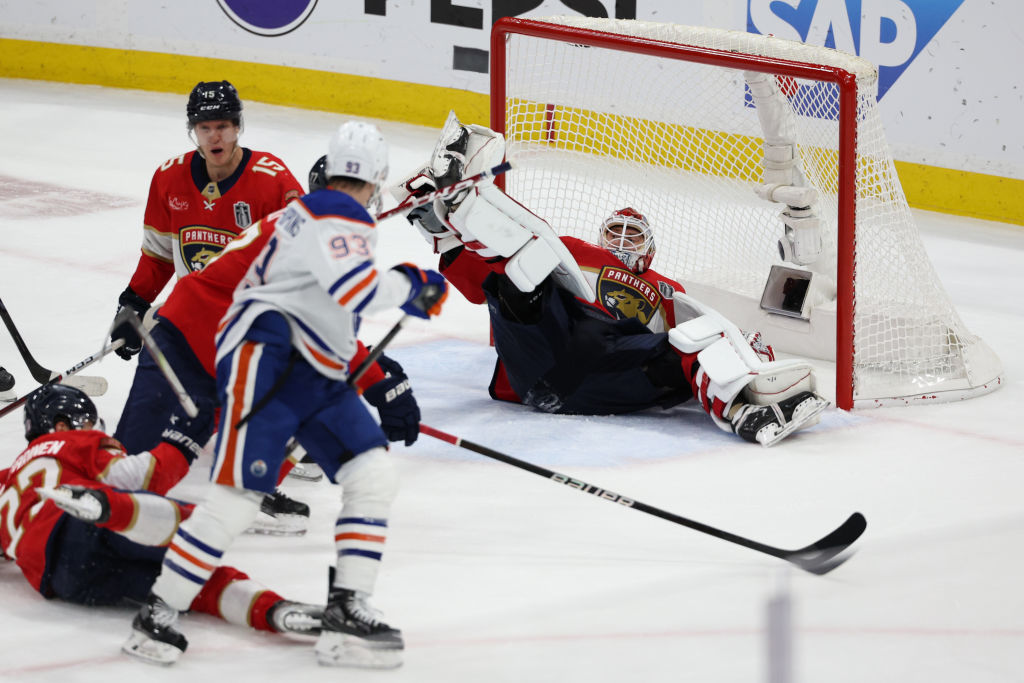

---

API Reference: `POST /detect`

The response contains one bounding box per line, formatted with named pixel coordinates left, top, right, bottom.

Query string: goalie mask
left=326, top=121, right=389, bottom=214
left=600, top=207, right=655, bottom=273
left=24, top=384, right=100, bottom=442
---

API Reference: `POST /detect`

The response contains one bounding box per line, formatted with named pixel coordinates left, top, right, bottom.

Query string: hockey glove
left=110, top=286, right=150, bottom=361
left=362, top=354, right=420, bottom=446
left=160, top=415, right=209, bottom=465
left=393, top=264, right=449, bottom=319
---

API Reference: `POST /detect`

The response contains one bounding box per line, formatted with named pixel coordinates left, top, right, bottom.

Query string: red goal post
left=489, top=16, right=1002, bottom=410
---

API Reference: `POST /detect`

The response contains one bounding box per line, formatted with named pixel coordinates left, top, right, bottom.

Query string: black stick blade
left=784, top=512, right=867, bottom=575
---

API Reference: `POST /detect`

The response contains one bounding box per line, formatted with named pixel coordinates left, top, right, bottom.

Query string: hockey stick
left=419, top=424, right=866, bottom=575
left=375, top=161, right=512, bottom=222
left=348, top=315, right=410, bottom=385
left=0, top=340, right=124, bottom=420
left=0, top=297, right=109, bottom=396
left=118, top=309, right=198, bottom=418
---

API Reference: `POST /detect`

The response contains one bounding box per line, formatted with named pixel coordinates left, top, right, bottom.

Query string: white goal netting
left=494, top=16, right=1002, bottom=408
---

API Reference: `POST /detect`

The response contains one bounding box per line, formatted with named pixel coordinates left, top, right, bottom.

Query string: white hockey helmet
left=326, top=121, right=389, bottom=210
left=600, top=207, right=655, bottom=273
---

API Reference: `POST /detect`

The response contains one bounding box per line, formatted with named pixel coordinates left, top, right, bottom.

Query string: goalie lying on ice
left=392, top=111, right=829, bottom=447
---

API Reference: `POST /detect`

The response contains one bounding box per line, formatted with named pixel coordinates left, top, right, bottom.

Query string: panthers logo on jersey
left=597, top=266, right=660, bottom=324
left=179, top=225, right=237, bottom=272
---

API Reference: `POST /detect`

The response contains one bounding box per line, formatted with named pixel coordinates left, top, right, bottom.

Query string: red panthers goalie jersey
left=128, top=149, right=302, bottom=302
left=442, top=235, right=685, bottom=331
left=0, top=431, right=188, bottom=593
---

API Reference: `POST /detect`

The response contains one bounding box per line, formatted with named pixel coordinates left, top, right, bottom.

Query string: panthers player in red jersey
left=395, top=113, right=829, bottom=447
left=110, top=80, right=302, bottom=362
left=0, top=383, right=321, bottom=639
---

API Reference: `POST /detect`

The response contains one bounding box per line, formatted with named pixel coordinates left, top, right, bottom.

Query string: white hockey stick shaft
left=375, top=161, right=512, bottom=222
left=118, top=309, right=198, bottom=418
left=0, top=340, right=123, bottom=419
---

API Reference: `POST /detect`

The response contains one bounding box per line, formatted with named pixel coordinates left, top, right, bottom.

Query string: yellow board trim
left=1, top=37, right=1020, bottom=225
left=0, top=37, right=488, bottom=128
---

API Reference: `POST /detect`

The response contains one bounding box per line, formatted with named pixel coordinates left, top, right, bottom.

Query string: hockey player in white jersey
left=122, top=121, right=448, bottom=668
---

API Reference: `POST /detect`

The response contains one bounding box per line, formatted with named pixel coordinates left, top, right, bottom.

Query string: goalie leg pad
left=449, top=184, right=595, bottom=301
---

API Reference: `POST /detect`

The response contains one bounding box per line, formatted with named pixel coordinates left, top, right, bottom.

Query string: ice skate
left=315, top=588, right=403, bottom=669
left=37, top=485, right=110, bottom=523
left=122, top=593, right=187, bottom=666
left=267, top=600, right=324, bottom=638
left=246, top=488, right=310, bottom=536
left=731, top=390, right=828, bottom=447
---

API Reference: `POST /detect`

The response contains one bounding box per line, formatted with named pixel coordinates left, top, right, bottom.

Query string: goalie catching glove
left=392, top=111, right=595, bottom=302
left=363, top=354, right=420, bottom=446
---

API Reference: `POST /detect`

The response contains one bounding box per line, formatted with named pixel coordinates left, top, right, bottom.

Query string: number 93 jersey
left=216, top=189, right=415, bottom=381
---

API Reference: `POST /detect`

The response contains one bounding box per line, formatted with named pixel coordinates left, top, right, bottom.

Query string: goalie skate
left=731, top=391, right=828, bottom=447
left=246, top=489, right=310, bottom=536
left=37, top=485, right=110, bottom=523
left=315, top=589, right=403, bottom=669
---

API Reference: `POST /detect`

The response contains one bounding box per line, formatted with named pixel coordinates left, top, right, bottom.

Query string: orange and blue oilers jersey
left=215, top=189, right=414, bottom=381
left=127, top=148, right=302, bottom=301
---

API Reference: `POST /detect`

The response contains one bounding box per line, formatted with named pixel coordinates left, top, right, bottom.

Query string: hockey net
left=490, top=16, right=1002, bottom=409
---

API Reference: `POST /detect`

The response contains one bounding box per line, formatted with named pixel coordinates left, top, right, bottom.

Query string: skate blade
left=758, top=398, right=829, bottom=448
left=286, top=464, right=324, bottom=482
left=245, top=512, right=308, bottom=536
left=121, top=630, right=183, bottom=666
left=315, top=632, right=403, bottom=669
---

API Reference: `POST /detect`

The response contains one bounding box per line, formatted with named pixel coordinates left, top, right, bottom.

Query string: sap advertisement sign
left=747, top=0, right=964, bottom=100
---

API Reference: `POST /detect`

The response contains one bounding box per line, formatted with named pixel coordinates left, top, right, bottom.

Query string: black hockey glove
left=160, top=416, right=207, bottom=465
left=110, top=286, right=150, bottom=361
left=363, top=354, right=420, bottom=446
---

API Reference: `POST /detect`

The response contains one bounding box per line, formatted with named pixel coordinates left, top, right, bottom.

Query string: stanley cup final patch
left=179, top=225, right=237, bottom=272
left=596, top=266, right=660, bottom=325
left=233, top=201, right=253, bottom=229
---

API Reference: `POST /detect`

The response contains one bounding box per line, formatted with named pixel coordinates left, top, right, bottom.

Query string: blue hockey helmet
left=24, top=384, right=98, bottom=441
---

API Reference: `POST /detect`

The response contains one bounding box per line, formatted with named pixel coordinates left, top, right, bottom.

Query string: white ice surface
left=1, top=79, right=1022, bottom=683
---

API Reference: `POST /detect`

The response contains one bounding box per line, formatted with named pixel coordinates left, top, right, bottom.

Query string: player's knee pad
left=333, top=447, right=397, bottom=515
left=186, top=484, right=264, bottom=544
